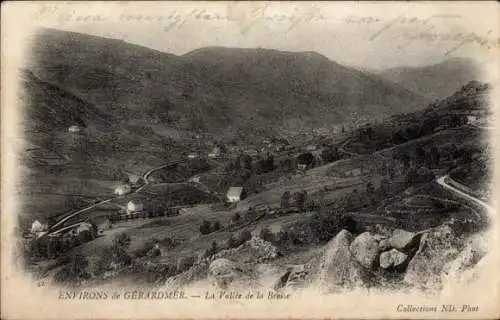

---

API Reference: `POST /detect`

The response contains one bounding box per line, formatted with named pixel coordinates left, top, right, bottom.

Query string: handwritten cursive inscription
left=32, top=4, right=498, bottom=56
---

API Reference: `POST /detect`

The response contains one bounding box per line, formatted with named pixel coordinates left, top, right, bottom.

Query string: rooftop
left=227, top=186, right=243, bottom=198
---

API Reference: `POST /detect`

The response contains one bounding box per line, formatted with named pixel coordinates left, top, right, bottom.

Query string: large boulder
left=214, top=236, right=280, bottom=263
left=208, top=258, right=270, bottom=290
left=375, top=224, right=394, bottom=237
left=388, top=229, right=421, bottom=252
left=207, top=258, right=246, bottom=289
left=349, top=232, right=381, bottom=269
left=404, top=225, right=462, bottom=291
left=252, top=263, right=289, bottom=289
left=379, top=249, right=407, bottom=270
left=165, top=260, right=210, bottom=290
left=314, top=230, right=370, bottom=292
left=166, top=237, right=280, bottom=290
left=273, top=264, right=309, bottom=292
left=441, top=232, right=488, bottom=287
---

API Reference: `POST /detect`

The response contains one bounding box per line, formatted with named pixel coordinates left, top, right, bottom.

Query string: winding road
left=48, top=160, right=185, bottom=234
left=436, top=175, right=494, bottom=221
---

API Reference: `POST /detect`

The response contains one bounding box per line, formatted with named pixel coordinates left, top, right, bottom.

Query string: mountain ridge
left=28, top=28, right=429, bottom=140
left=378, top=57, right=483, bottom=100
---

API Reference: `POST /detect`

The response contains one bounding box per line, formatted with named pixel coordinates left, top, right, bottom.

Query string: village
left=16, top=26, right=494, bottom=291
left=22, top=93, right=491, bottom=280
left=24, top=130, right=338, bottom=249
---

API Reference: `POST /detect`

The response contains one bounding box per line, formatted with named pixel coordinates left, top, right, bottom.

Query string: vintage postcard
left=1, top=1, right=499, bottom=319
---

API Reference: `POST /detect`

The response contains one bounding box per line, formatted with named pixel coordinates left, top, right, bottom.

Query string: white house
left=208, top=147, right=221, bottom=159
left=31, top=220, right=48, bottom=233
left=226, top=187, right=244, bottom=203
left=297, top=163, right=308, bottom=170
left=188, top=176, right=200, bottom=183
left=68, top=125, right=81, bottom=133
left=128, top=174, right=142, bottom=185
left=127, top=200, right=144, bottom=215
left=467, top=115, right=478, bottom=124
left=187, top=153, right=198, bottom=159
left=76, top=222, right=93, bottom=235
left=114, top=184, right=132, bottom=196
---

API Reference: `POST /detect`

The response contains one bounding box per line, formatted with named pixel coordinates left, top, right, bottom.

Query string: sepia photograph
left=1, top=1, right=499, bottom=319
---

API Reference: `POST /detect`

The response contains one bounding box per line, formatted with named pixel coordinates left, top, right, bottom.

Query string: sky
left=21, top=2, right=500, bottom=70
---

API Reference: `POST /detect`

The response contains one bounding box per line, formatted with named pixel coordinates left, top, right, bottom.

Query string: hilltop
left=378, top=57, right=483, bottom=100
left=28, top=28, right=427, bottom=140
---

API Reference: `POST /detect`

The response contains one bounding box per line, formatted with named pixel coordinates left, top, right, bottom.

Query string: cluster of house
left=122, top=186, right=245, bottom=218
left=187, top=146, right=222, bottom=160
left=226, top=186, right=244, bottom=204
left=465, top=110, right=485, bottom=125
left=68, top=125, right=81, bottom=133
left=114, top=199, right=183, bottom=219
left=119, top=187, right=245, bottom=219
left=258, top=138, right=292, bottom=153
left=28, top=220, right=49, bottom=239
left=127, top=200, right=144, bottom=214
left=28, top=218, right=95, bottom=243
left=114, top=184, right=132, bottom=196
left=55, top=222, right=95, bottom=240
left=113, top=175, right=144, bottom=196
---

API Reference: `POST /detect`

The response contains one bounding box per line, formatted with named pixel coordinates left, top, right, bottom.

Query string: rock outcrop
left=164, top=224, right=488, bottom=295
left=404, top=225, right=462, bottom=291
left=388, top=229, right=421, bottom=253
left=349, top=232, right=381, bottom=269
left=441, top=232, right=488, bottom=287
left=274, top=264, right=309, bottom=292
left=314, top=230, right=370, bottom=292
left=208, top=258, right=246, bottom=289
left=379, top=249, right=407, bottom=270
left=213, top=236, right=279, bottom=263
left=165, top=236, right=280, bottom=289
left=164, top=259, right=210, bottom=290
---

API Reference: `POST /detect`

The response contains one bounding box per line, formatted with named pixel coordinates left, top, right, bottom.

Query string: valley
left=17, top=28, right=493, bottom=294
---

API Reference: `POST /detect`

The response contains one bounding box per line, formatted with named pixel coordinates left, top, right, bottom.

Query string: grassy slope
left=378, top=57, right=483, bottom=100
left=19, top=28, right=434, bottom=224
left=29, top=28, right=427, bottom=140
left=18, top=71, right=186, bottom=224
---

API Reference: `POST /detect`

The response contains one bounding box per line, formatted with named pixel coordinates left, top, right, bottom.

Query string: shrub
left=281, top=191, right=291, bottom=209
left=211, top=220, right=221, bottom=232
left=203, top=241, right=219, bottom=258
left=177, top=256, right=196, bottom=273
left=307, top=212, right=358, bottom=242
left=297, top=152, right=314, bottom=168
left=321, top=146, right=341, bottom=163
left=133, top=239, right=155, bottom=258
left=274, top=229, right=291, bottom=246
left=293, top=190, right=308, bottom=211
left=286, top=228, right=302, bottom=245
left=199, top=220, right=212, bottom=234
left=113, top=233, right=131, bottom=249
left=199, top=219, right=222, bottom=235
left=308, top=212, right=341, bottom=241
left=144, top=262, right=177, bottom=284
left=231, top=212, right=241, bottom=222
left=54, top=253, right=90, bottom=284
left=238, top=229, right=252, bottom=244
left=259, top=227, right=274, bottom=243
left=159, top=236, right=178, bottom=249
left=78, top=230, right=94, bottom=244
left=227, top=234, right=238, bottom=248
